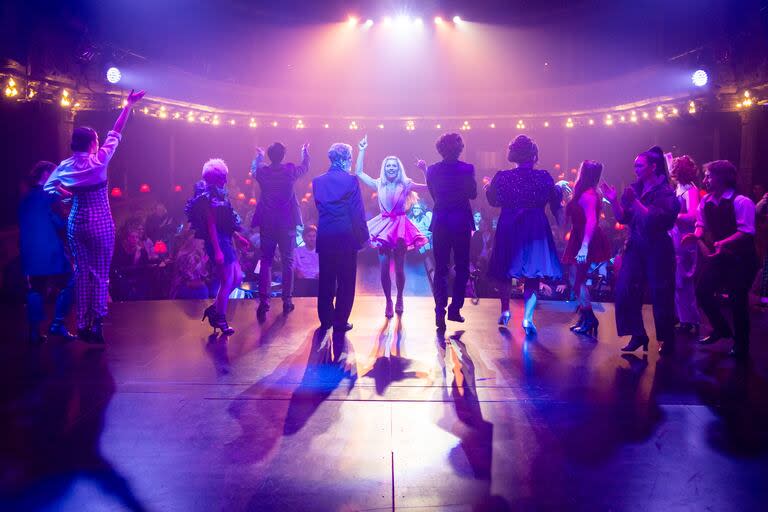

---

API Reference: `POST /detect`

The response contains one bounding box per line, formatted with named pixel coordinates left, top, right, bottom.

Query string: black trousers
left=433, top=226, right=471, bottom=312
left=318, top=250, right=357, bottom=331
left=696, top=251, right=758, bottom=350
left=615, top=238, right=676, bottom=342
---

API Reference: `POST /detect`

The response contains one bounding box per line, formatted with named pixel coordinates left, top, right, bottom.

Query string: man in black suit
left=312, top=143, right=369, bottom=346
left=426, top=133, right=478, bottom=330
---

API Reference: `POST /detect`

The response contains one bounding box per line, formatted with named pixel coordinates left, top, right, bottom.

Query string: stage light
left=516, top=120, right=525, bottom=129
left=413, top=17, right=423, bottom=27
left=229, top=119, right=236, bottom=126
left=688, top=101, right=696, bottom=114
left=212, top=115, right=221, bottom=126
left=236, top=192, right=246, bottom=200
left=349, top=121, right=359, bottom=130
left=249, top=118, right=257, bottom=128
left=110, top=187, right=123, bottom=198
left=142, top=107, right=149, bottom=115
left=435, top=123, right=442, bottom=129
left=364, top=19, right=374, bottom=28
left=378, top=123, right=384, bottom=129
left=323, top=123, right=330, bottom=129
left=406, top=120, right=415, bottom=131
left=588, top=118, right=595, bottom=125
left=741, top=90, right=754, bottom=108
left=27, top=88, right=36, bottom=99
left=619, top=115, right=626, bottom=122
left=4, top=78, right=18, bottom=97
left=174, top=185, right=183, bottom=192
left=248, top=198, right=257, bottom=205
left=173, top=112, right=181, bottom=120
left=543, top=121, right=549, bottom=127
left=460, top=120, right=471, bottom=131
left=434, top=16, right=444, bottom=25
left=453, top=15, right=463, bottom=24
left=106, top=67, right=122, bottom=84
left=383, top=16, right=392, bottom=26
left=671, top=107, right=679, bottom=115
left=158, top=106, right=168, bottom=119
left=604, top=114, right=613, bottom=126
left=295, top=119, right=305, bottom=129
left=396, top=15, right=411, bottom=27
left=489, top=123, right=496, bottom=129
left=630, top=111, right=638, bottom=122
left=187, top=112, right=195, bottom=123
left=642, top=111, right=649, bottom=119
left=565, top=118, right=574, bottom=128
left=271, top=120, right=278, bottom=127
left=347, top=16, right=358, bottom=27
left=691, top=69, right=708, bottom=87
left=655, top=106, right=664, bottom=119
left=139, top=183, right=151, bottom=193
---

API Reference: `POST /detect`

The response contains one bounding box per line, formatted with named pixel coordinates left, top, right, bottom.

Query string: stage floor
left=1, top=297, right=768, bottom=511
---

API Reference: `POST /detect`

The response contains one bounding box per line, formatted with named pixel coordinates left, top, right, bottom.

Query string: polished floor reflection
left=1, top=297, right=767, bottom=511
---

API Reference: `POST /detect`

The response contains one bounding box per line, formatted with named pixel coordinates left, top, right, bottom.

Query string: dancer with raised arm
left=355, top=135, right=428, bottom=317
left=601, top=146, right=679, bottom=355
left=313, top=143, right=369, bottom=357
left=425, top=133, right=477, bottom=331
left=562, top=160, right=610, bottom=337
left=250, top=142, right=310, bottom=318
left=186, top=159, right=251, bottom=335
left=44, top=89, right=145, bottom=344
left=486, top=135, right=563, bottom=336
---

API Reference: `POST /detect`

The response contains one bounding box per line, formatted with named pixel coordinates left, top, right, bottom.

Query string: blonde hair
left=170, top=238, right=209, bottom=298
left=378, top=156, right=410, bottom=185
left=201, top=158, right=229, bottom=184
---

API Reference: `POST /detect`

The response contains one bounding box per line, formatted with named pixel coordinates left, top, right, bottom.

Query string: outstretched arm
left=294, top=143, right=311, bottom=178
left=250, top=147, right=266, bottom=177
left=354, top=135, right=378, bottom=189
left=112, top=89, right=145, bottom=135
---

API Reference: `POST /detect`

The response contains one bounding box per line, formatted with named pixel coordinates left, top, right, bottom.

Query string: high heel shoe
left=213, top=312, right=235, bottom=335
left=385, top=301, right=394, bottom=318
left=573, top=309, right=599, bottom=337
left=498, top=310, right=511, bottom=326
left=621, top=335, right=649, bottom=352
left=569, top=311, right=585, bottom=331
left=522, top=320, right=537, bottom=337
left=395, top=298, right=404, bottom=315
left=202, top=305, right=217, bottom=327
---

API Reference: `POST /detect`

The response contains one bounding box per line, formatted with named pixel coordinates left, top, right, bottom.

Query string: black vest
left=702, top=195, right=755, bottom=258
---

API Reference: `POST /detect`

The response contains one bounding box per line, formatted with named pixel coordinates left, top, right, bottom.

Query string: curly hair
left=201, top=158, right=229, bottom=184
left=508, top=135, right=538, bottom=165
left=328, top=143, right=353, bottom=168
left=704, top=160, right=738, bottom=189
left=670, top=155, right=698, bottom=185
left=436, top=133, right=464, bottom=160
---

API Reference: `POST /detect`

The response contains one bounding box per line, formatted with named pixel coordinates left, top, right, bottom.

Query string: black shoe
left=621, top=335, right=649, bottom=352
left=447, top=308, right=465, bottom=323
left=569, top=310, right=586, bottom=331
left=202, top=305, right=217, bottom=327
left=343, top=322, right=353, bottom=332
left=213, top=312, right=235, bottom=335
left=698, top=332, right=730, bottom=345
left=257, top=301, right=270, bottom=319
left=86, top=318, right=105, bottom=344
left=77, top=328, right=93, bottom=343
left=49, top=322, right=76, bottom=340
left=282, top=300, right=295, bottom=315
left=573, top=310, right=599, bottom=337
left=435, top=309, right=446, bottom=331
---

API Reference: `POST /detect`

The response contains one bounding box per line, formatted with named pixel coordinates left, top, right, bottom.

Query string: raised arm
left=408, top=159, right=429, bottom=191
left=250, top=147, right=266, bottom=177
left=112, top=89, right=145, bottom=135
left=354, top=135, right=378, bottom=189
left=293, top=143, right=311, bottom=178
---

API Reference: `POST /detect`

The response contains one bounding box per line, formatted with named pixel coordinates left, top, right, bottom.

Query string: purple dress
left=487, top=167, right=563, bottom=280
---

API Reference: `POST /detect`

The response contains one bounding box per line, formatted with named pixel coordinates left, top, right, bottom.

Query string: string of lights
left=2, top=72, right=764, bottom=132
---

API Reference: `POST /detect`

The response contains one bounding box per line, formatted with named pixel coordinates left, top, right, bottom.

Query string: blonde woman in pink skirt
left=355, top=136, right=428, bottom=317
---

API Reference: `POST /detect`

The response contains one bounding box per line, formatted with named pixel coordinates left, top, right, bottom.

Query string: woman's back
left=488, top=168, right=556, bottom=210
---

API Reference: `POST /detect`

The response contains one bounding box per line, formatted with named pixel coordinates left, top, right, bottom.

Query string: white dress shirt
left=696, top=189, right=756, bottom=234
left=44, top=131, right=122, bottom=192
left=293, top=245, right=319, bottom=279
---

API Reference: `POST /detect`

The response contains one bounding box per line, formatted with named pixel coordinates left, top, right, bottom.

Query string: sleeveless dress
left=366, top=181, right=428, bottom=251
left=487, top=168, right=563, bottom=280
left=561, top=191, right=611, bottom=264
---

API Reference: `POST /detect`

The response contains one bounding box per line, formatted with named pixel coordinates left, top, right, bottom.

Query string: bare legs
left=379, top=245, right=407, bottom=316
left=214, top=260, right=242, bottom=316
left=497, top=277, right=539, bottom=332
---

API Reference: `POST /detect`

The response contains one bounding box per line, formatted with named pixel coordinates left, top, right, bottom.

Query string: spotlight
left=434, top=16, right=444, bottom=25
left=396, top=15, right=410, bottom=26
left=413, top=17, right=423, bottom=27
left=364, top=19, right=374, bottom=28
left=347, top=16, right=358, bottom=27
left=106, top=67, right=122, bottom=84
left=691, top=69, right=708, bottom=87
left=453, top=15, right=463, bottom=24
left=383, top=16, right=392, bottom=26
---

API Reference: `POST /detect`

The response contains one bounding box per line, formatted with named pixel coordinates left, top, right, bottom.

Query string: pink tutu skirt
left=367, top=213, right=428, bottom=251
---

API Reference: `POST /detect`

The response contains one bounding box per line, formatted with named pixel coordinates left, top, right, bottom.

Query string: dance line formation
left=25, top=90, right=760, bottom=361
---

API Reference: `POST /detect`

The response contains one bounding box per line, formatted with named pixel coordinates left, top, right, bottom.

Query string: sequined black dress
left=486, top=167, right=563, bottom=280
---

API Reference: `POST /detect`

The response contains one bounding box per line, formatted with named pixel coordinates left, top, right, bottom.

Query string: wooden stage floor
left=1, top=297, right=768, bottom=511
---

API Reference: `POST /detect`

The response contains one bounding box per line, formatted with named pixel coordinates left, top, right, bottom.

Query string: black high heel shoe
left=574, top=309, right=599, bottom=337
left=569, top=310, right=586, bottom=331
left=202, top=305, right=217, bottom=327
left=213, top=312, right=235, bottom=335
left=621, top=335, right=649, bottom=352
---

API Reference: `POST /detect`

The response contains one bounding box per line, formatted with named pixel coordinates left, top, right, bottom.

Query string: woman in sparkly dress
left=355, top=136, right=428, bottom=317
left=487, top=135, right=563, bottom=335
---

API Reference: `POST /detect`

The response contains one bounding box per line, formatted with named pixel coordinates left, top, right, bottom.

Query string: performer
left=355, top=135, right=428, bottom=317
left=186, top=159, right=250, bottom=335
left=426, top=133, right=477, bottom=330
left=313, top=143, right=369, bottom=354
left=601, top=146, right=679, bottom=354
left=688, top=160, right=758, bottom=359
left=250, top=142, right=310, bottom=317
left=669, top=155, right=701, bottom=334
left=562, top=160, right=610, bottom=337
left=44, top=89, right=145, bottom=344
left=19, top=161, right=75, bottom=344
left=486, top=135, right=563, bottom=335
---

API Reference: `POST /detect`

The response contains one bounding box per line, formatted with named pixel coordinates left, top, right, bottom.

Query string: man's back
left=312, top=169, right=368, bottom=253
left=426, top=159, right=477, bottom=232
left=253, top=163, right=306, bottom=229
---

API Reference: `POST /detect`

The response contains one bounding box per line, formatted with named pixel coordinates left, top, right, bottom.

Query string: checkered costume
left=68, top=184, right=115, bottom=329
left=44, top=130, right=122, bottom=330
